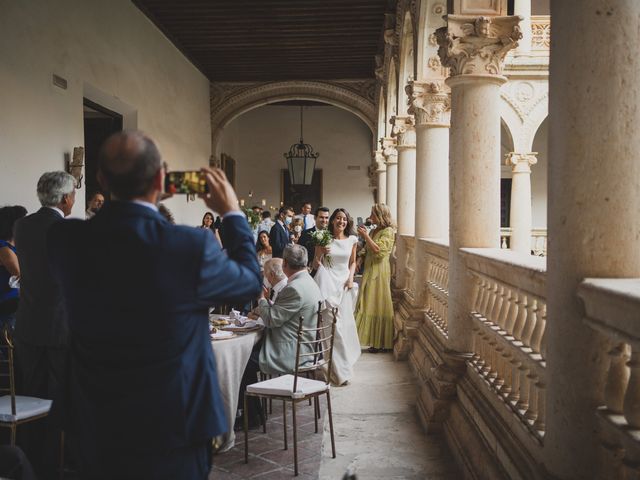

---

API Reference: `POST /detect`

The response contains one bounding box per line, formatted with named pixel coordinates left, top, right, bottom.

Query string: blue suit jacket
left=269, top=221, right=290, bottom=258
left=48, top=202, right=261, bottom=458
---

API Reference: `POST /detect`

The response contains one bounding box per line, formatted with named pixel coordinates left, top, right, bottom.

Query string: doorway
left=281, top=169, right=323, bottom=213
left=83, top=99, right=123, bottom=209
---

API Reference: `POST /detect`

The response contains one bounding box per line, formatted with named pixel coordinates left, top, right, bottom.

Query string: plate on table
left=210, top=330, right=236, bottom=340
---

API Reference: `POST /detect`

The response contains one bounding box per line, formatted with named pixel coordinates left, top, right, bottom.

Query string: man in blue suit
left=48, top=131, right=261, bottom=479
left=269, top=205, right=294, bottom=258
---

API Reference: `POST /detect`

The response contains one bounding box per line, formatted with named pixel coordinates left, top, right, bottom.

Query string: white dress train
left=313, top=235, right=361, bottom=385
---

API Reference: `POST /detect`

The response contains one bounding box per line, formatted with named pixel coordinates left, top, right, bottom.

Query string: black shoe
left=367, top=347, right=379, bottom=353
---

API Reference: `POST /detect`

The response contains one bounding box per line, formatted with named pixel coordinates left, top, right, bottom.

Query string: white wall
left=0, top=0, right=212, bottom=225
left=221, top=105, right=375, bottom=220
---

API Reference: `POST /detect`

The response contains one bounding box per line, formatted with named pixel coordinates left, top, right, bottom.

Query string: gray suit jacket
left=258, top=270, right=323, bottom=375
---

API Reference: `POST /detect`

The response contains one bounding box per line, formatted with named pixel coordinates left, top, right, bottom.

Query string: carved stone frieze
left=391, top=115, right=416, bottom=149
left=435, top=15, right=522, bottom=77
left=408, top=81, right=451, bottom=127
left=374, top=149, right=387, bottom=172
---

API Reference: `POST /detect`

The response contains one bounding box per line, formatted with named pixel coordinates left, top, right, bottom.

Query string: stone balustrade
left=579, top=279, right=640, bottom=478
left=461, top=248, right=547, bottom=441
left=500, top=227, right=547, bottom=256
left=404, top=235, right=416, bottom=299
left=421, top=239, right=449, bottom=338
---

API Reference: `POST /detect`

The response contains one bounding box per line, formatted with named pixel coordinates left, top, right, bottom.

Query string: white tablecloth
left=211, top=326, right=261, bottom=452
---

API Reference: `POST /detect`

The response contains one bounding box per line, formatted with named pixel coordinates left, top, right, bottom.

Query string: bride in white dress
left=312, top=208, right=362, bottom=385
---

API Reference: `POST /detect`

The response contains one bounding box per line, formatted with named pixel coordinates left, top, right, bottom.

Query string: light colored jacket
left=258, top=270, right=323, bottom=375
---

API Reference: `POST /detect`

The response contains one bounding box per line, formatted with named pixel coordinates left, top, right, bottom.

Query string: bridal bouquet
left=310, top=229, right=333, bottom=267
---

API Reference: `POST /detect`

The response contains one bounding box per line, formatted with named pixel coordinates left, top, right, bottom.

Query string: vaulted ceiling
left=133, top=0, right=390, bottom=82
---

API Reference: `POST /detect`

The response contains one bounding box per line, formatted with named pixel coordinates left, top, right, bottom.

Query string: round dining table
left=210, top=316, right=263, bottom=452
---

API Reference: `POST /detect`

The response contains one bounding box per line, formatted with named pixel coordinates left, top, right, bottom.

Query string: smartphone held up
left=164, top=171, right=209, bottom=195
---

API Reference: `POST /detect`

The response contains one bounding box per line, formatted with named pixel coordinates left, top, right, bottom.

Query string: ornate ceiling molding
left=210, top=80, right=376, bottom=154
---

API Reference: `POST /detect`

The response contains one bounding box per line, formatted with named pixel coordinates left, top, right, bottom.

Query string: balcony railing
left=500, top=227, right=547, bottom=256
left=421, top=239, right=449, bottom=338
left=579, top=279, right=640, bottom=478
left=462, top=248, right=547, bottom=442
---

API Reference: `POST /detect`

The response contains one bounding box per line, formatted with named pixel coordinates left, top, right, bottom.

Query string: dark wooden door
left=281, top=169, right=322, bottom=212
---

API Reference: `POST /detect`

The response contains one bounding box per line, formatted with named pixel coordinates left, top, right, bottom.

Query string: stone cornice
left=408, top=80, right=451, bottom=127
left=436, top=15, right=522, bottom=77
left=391, top=115, right=416, bottom=149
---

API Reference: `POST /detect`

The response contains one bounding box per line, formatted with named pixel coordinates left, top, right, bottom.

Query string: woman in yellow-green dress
left=355, top=203, right=395, bottom=352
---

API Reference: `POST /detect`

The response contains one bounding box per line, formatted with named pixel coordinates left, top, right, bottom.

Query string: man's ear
left=152, top=167, right=164, bottom=192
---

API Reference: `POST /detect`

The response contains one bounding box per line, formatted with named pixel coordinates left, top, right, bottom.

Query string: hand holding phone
left=199, top=167, right=241, bottom=216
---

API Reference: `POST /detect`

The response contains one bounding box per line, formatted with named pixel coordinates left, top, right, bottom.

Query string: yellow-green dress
left=355, top=227, right=395, bottom=349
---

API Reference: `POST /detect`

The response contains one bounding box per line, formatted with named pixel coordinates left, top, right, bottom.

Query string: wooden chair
left=244, top=310, right=337, bottom=476
left=0, top=328, right=52, bottom=446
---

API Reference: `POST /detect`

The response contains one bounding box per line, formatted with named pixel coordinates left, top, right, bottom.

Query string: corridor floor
left=318, top=353, right=460, bottom=480
left=212, top=352, right=459, bottom=479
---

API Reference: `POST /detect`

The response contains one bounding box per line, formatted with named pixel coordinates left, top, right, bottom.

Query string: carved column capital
left=390, top=115, right=416, bottom=149
left=374, top=149, right=387, bottom=172
left=380, top=137, right=398, bottom=165
left=505, top=152, right=538, bottom=173
left=408, top=80, right=451, bottom=127
left=436, top=15, right=522, bottom=77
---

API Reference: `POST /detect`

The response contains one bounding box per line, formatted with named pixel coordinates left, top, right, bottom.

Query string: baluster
left=508, top=357, right=521, bottom=404
left=604, top=343, right=630, bottom=414
left=524, top=370, right=539, bottom=423
left=530, top=300, right=546, bottom=354
left=499, top=350, right=512, bottom=398
left=505, top=290, right=520, bottom=336
left=481, top=278, right=496, bottom=319
left=520, top=297, right=537, bottom=348
left=475, top=277, right=487, bottom=313
left=501, top=235, right=508, bottom=249
left=624, top=343, right=640, bottom=428
left=516, top=364, right=530, bottom=413
left=533, top=378, right=545, bottom=432
left=497, top=287, right=513, bottom=331
left=489, top=285, right=504, bottom=325
left=470, top=274, right=482, bottom=313
left=494, top=340, right=506, bottom=391
left=511, top=292, right=528, bottom=340
left=487, top=333, right=498, bottom=381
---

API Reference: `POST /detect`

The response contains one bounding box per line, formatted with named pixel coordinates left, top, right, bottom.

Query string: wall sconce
left=66, top=146, right=85, bottom=188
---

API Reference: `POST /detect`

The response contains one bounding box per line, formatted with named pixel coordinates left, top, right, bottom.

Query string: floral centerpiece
left=310, top=229, right=333, bottom=267
left=242, top=207, right=261, bottom=230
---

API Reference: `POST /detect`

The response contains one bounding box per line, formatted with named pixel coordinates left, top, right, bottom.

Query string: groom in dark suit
left=48, top=131, right=261, bottom=479
left=298, top=206, right=331, bottom=271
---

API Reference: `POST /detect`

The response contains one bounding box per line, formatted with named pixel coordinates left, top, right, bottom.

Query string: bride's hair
left=328, top=208, right=355, bottom=237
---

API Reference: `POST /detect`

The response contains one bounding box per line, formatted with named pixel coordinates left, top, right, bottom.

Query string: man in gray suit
left=257, top=244, right=323, bottom=375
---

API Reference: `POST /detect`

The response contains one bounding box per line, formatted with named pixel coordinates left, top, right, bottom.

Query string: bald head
left=98, top=131, right=162, bottom=200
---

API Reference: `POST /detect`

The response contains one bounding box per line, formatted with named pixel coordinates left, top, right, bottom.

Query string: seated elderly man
left=257, top=244, right=322, bottom=375
left=248, top=258, right=287, bottom=320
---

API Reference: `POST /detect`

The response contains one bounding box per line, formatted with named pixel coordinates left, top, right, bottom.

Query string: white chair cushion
left=0, top=395, right=52, bottom=422
left=247, top=374, right=329, bottom=399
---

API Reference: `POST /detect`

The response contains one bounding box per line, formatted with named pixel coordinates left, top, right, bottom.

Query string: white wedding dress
left=313, top=235, right=362, bottom=385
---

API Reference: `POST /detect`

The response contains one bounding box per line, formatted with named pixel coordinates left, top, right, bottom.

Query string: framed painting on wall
left=281, top=169, right=322, bottom=213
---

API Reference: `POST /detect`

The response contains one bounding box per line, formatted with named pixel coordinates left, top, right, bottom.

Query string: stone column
left=392, top=115, right=417, bottom=237
left=506, top=152, right=537, bottom=255
left=374, top=149, right=387, bottom=205
left=410, top=81, right=451, bottom=241
left=381, top=137, right=398, bottom=221
left=514, top=0, right=532, bottom=54
left=409, top=80, right=451, bottom=306
left=436, top=15, right=522, bottom=352
left=545, top=1, right=640, bottom=478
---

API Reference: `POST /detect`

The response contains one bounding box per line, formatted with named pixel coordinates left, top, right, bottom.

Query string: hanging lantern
left=284, top=106, right=319, bottom=185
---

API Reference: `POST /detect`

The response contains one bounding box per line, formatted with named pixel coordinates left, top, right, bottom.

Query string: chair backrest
left=0, top=327, right=17, bottom=416
left=292, top=305, right=338, bottom=392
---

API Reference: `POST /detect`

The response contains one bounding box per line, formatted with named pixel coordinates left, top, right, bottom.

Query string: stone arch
left=398, top=11, right=415, bottom=115
left=386, top=61, right=398, bottom=137
left=211, top=81, right=375, bottom=156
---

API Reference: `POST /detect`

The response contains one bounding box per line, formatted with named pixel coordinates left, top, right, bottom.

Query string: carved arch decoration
left=398, top=10, right=415, bottom=115
left=210, top=80, right=376, bottom=157
left=500, top=79, right=549, bottom=152
left=385, top=60, right=398, bottom=137
left=417, top=0, right=448, bottom=80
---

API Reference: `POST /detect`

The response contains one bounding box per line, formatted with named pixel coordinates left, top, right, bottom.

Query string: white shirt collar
left=131, top=200, right=159, bottom=212
left=287, top=270, right=306, bottom=283
left=273, top=277, right=288, bottom=293
left=45, top=206, right=64, bottom=217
